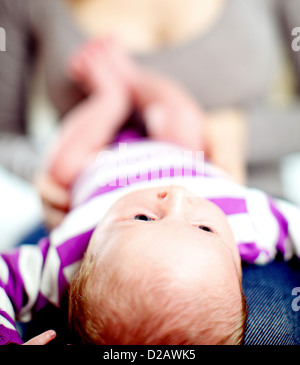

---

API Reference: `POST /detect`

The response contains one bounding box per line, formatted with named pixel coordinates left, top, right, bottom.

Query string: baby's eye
left=198, top=225, right=214, bottom=233
left=133, top=214, right=154, bottom=222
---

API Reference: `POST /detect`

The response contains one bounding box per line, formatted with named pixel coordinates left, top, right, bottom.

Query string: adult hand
left=34, top=172, right=71, bottom=230
left=23, top=330, right=56, bottom=345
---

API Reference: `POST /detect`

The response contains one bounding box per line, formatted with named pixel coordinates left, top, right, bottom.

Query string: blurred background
left=0, top=0, right=299, bottom=250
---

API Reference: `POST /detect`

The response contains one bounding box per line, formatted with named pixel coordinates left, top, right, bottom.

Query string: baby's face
left=88, top=185, right=242, bottom=291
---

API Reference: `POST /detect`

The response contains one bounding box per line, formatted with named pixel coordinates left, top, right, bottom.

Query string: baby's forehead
left=99, top=219, right=230, bottom=267
left=91, top=228, right=239, bottom=298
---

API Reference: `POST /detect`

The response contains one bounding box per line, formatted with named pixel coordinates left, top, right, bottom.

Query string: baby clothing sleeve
left=0, top=241, right=50, bottom=345
left=238, top=185, right=300, bottom=265
left=269, top=198, right=300, bottom=260
left=0, top=227, right=92, bottom=345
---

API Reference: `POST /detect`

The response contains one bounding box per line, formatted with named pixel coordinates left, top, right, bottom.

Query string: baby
left=0, top=38, right=299, bottom=345
left=48, top=38, right=247, bottom=344
left=64, top=133, right=298, bottom=345
left=68, top=184, right=246, bottom=345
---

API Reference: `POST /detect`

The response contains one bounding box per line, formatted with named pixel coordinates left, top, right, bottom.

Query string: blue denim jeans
left=243, top=255, right=300, bottom=345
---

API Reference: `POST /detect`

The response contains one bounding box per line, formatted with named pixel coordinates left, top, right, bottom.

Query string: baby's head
left=69, top=185, right=247, bottom=344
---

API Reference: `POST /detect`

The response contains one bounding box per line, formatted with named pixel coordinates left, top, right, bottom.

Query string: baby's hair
left=68, top=252, right=247, bottom=345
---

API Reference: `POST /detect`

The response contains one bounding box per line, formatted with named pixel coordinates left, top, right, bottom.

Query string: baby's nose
left=158, top=185, right=190, bottom=214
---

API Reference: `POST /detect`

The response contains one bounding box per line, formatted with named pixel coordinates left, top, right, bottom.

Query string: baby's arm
left=48, top=92, right=130, bottom=188
left=271, top=198, right=300, bottom=260
left=243, top=187, right=300, bottom=264
left=35, top=39, right=134, bottom=229
left=0, top=243, right=50, bottom=344
left=0, top=227, right=91, bottom=344
left=36, top=94, right=127, bottom=229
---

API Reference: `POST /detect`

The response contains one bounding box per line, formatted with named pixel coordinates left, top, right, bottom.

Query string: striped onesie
left=1, top=139, right=300, bottom=345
